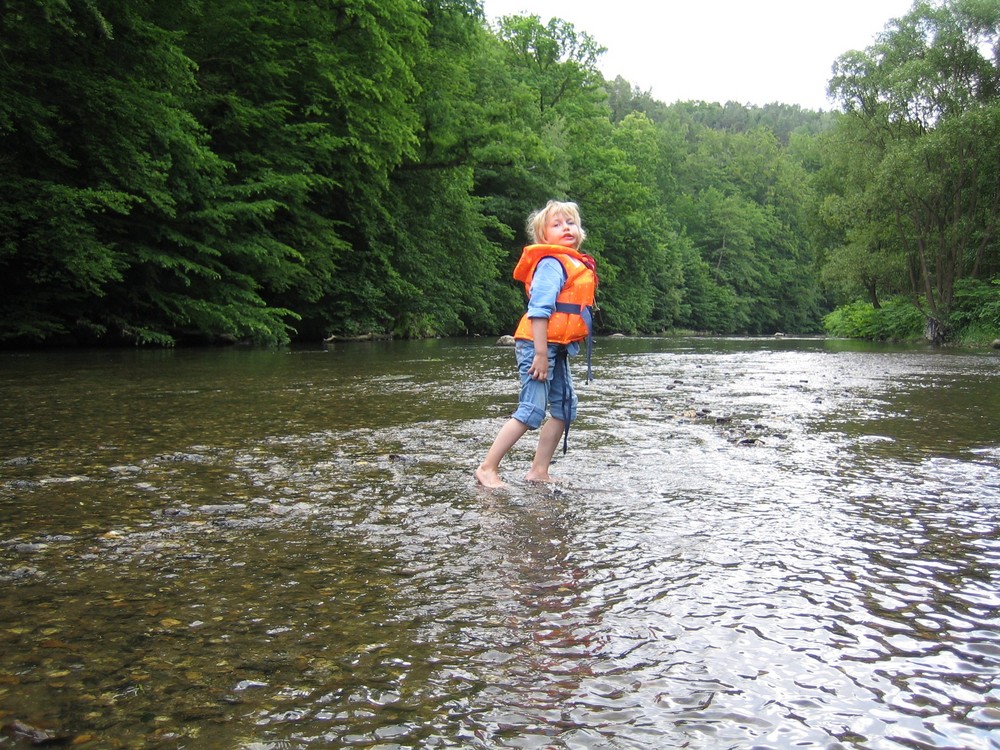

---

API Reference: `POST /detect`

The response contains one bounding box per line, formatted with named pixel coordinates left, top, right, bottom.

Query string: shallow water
left=1, top=337, right=998, bottom=749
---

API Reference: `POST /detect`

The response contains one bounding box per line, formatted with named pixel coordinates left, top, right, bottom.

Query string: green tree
left=0, top=0, right=298, bottom=345
left=180, top=0, right=428, bottom=339
left=828, top=0, right=1000, bottom=342
left=669, top=122, right=822, bottom=333
left=567, top=113, right=683, bottom=333
left=478, top=12, right=613, bottom=330
left=604, top=76, right=667, bottom=124
left=494, top=14, right=605, bottom=121
left=373, top=0, right=556, bottom=337
left=0, top=1, right=875, bottom=346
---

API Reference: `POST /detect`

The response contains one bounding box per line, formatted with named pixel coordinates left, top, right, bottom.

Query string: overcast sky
left=481, top=0, right=916, bottom=111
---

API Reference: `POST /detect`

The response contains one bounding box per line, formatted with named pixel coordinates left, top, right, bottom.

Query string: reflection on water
left=1, top=337, right=998, bottom=749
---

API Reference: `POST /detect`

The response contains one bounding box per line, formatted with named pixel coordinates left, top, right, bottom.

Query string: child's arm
left=525, top=257, right=565, bottom=381
left=528, top=318, right=549, bottom=381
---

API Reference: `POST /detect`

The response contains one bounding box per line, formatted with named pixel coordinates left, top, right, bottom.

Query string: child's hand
left=529, top=351, right=548, bottom=380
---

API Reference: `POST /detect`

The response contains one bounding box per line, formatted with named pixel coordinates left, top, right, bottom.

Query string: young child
left=475, top=200, right=597, bottom=489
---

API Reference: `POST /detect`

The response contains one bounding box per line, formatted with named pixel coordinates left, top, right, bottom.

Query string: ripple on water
left=1, top=341, right=998, bottom=748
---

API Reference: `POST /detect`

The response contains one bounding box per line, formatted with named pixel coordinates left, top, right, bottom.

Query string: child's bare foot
left=524, top=470, right=555, bottom=484
left=475, top=465, right=506, bottom=488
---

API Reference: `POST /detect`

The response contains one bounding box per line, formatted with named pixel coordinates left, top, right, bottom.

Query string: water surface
left=1, top=337, right=998, bottom=749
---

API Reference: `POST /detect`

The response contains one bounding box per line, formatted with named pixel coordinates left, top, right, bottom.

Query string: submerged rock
left=2, top=719, right=71, bottom=745
left=6, top=566, right=43, bottom=581
left=197, top=503, right=247, bottom=514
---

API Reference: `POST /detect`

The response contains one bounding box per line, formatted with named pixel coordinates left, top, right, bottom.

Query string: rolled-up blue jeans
left=510, top=340, right=578, bottom=429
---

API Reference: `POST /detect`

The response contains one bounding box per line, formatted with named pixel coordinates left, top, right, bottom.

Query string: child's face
left=541, top=211, right=581, bottom=248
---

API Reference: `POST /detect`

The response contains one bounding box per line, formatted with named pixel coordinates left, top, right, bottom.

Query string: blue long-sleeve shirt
left=525, top=257, right=580, bottom=356
left=525, top=257, right=564, bottom=320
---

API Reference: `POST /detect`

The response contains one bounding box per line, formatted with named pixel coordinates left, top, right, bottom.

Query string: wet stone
left=4, top=456, right=38, bottom=467
left=6, top=566, right=43, bottom=581
left=197, top=504, right=247, bottom=514
left=14, top=543, right=48, bottom=554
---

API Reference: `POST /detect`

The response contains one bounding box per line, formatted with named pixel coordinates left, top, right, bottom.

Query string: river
left=1, top=336, right=998, bottom=749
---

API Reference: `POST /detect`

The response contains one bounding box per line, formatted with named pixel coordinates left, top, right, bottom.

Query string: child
left=475, top=200, right=597, bottom=489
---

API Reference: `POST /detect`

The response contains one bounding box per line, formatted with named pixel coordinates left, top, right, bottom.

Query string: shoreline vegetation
left=7, top=330, right=996, bottom=354
left=1, top=1, right=997, bottom=350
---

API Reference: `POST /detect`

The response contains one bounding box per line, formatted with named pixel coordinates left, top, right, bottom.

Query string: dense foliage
left=1, top=0, right=997, bottom=346
left=822, top=0, right=1000, bottom=343
left=822, top=298, right=926, bottom=340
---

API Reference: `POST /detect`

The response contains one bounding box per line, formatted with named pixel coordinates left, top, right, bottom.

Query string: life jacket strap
left=581, top=306, right=594, bottom=384
left=553, top=302, right=594, bottom=383
left=558, top=347, right=572, bottom=455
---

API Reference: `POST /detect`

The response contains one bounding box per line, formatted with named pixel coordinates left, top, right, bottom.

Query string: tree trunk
left=868, top=278, right=881, bottom=309
left=924, top=316, right=946, bottom=346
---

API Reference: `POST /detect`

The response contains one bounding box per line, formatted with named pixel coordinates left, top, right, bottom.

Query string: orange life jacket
left=512, top=244, right=597, bottom=345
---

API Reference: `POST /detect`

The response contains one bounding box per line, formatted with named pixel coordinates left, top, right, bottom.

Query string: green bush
left=823, top=297, right=925, bottom=340
left=950, top=278, right=1000, bottom=328
left=948, top=278, right=1000, bottom=345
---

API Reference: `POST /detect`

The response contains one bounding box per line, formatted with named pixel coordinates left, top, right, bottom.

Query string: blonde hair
left=526, top=200, right=587, bottom=247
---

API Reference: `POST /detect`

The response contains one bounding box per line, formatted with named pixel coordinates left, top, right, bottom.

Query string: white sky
left=482, top=0, right=915, bottom=111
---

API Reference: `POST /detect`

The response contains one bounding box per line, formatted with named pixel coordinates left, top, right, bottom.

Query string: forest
left=1, top=0, right=998, bottom=347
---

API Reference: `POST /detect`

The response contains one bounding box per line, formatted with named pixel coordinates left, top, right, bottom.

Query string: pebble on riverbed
left=5, top=566, right=44, bottom=581
left=1, top=719, right=73, bottom=745
left=678, top=407, right=788, bottom=447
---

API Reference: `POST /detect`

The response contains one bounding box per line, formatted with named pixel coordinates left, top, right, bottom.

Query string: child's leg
left=526, top=348, right=577, bottom=482
left=476, top=418, right=529, bottom=488
left=525, top=417, right=565, bottom=483
left=476, top=341, right=552, bottom=488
